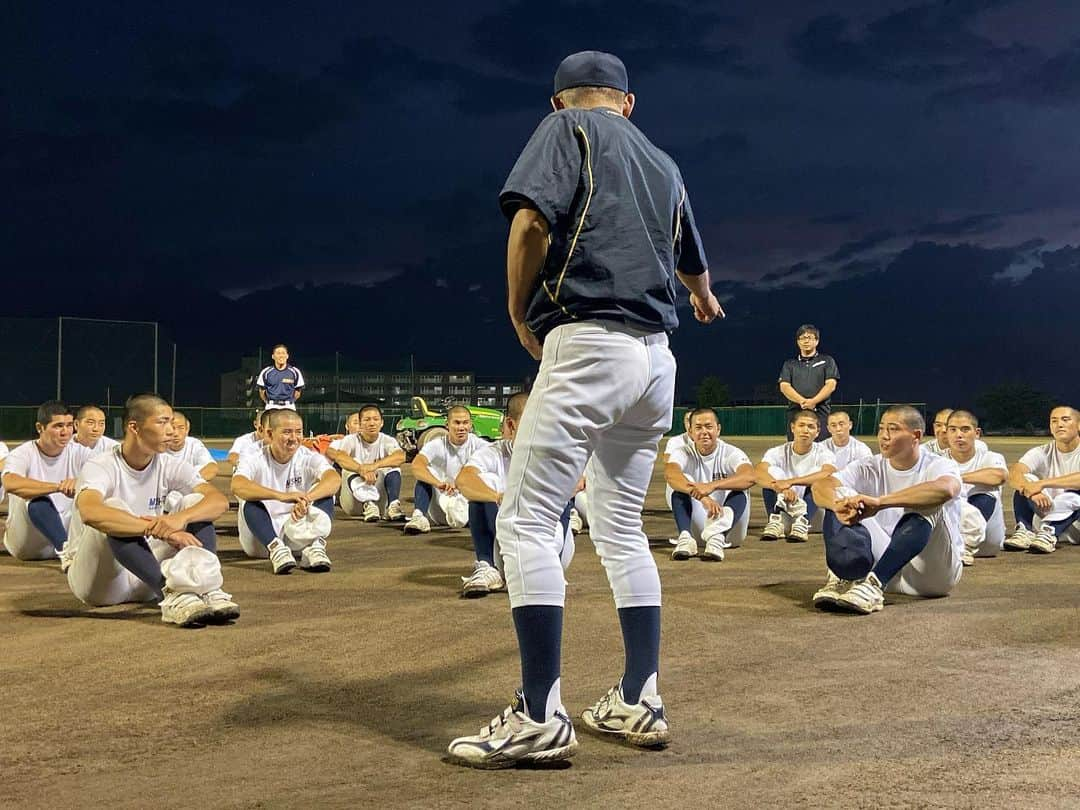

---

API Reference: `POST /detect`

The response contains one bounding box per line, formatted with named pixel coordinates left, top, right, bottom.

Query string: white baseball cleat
left=961, top=549, right=975, bottom=567
left=812, top=570, right=851, bottom=607
left=569, top=508, right=584, bottom=534
left=300, top=539, right=332, bottom=572
left=670, top=530, right=698, bottom=560
left=58, top=543, right=76, bottom=574
left=160, top=588, right=215, bottom=627
left=385, top=499, right=405, bottom=521
left=788, top=515, right=810, bottom=543
left=403, top=511, right=431, bottom=535
left=268, top=539, right=297, bottom=575
left=581, top=683, right=670, bottom=748
left=361, top=501, right=381, bottom=523
left=447, top=691, right=578, bottom=769
left=835, top=572, right=885, bottom=614
left=761, top=513, right=785, bottom=540
left=1004, top=525, right=1035, bottom=551
left=1028, top=526, right=1057, bottom=554
left=701, top=536, right=725, bottom=561
left=461, top=560, right=505, bottom=598
left=201, top=589, right=240, bottom=622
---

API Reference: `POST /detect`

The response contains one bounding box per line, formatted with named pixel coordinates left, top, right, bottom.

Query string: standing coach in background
left=778, top=324, right=838, bottom=437
left=256, top=344, right=305, bottom=411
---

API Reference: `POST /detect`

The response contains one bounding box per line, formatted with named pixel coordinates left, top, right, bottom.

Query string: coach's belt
left=593, top=319, right=668, bottom=345
left=270, top=399, right=291, bottom=405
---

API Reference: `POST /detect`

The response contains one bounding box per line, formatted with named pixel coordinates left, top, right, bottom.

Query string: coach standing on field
left=256, top=344, right=305, bottom=411
left=447, top=50, right=723, bottom=769
left=778, top=324, right=838, bottom=436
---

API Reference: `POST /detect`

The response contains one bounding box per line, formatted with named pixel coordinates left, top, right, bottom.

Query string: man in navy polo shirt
left=256, top=344, right=305, bottom=411
left=778, top=324, right=839, bottom=437
left=447, top=49, right=723, bottom=769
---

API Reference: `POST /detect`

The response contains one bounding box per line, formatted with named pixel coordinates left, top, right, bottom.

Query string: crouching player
left=232, top=410, right=341, bottom=574
left=811, top=405, right=963, bottom=614
left=455, top=392, right=574, bottom=597
left=664, top=408, right=755, bottom=562
left=65, top=394, right=238, bottom=627
left=326, top=405, right=406, bottom=522
left=1005, top=406, right=1080, bottom=554
left=945, top=410, right=1006, bottom=564
left=756, top=410, right=836, bottom=542
left=404, top=405, right=486, bottom=535
left=2, top=401, right=91, bottom=562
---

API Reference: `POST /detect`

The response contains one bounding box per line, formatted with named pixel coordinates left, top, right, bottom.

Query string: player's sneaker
left=761, top=512, right=785, bottom=540
left=835, top=572, right=885, bottom=615
left=361, top=501, right=381, bottom=523
left=581, top=684, right=670, bottom=748
left=701, top=536, right=725, bottom=561
left=569, top=508, right=583, bottom=534
left=812, top=570, right=851, bottom=607
left=58, top=543, right=76, bottom=574
left=961, top=549, right=975, bottom=567
left=201, top=589, right=240, bottom=622
left=461, top=560, right=505, bottom=597
left=1028, top=526, right=1057, bottom=554
left=447, top=690, right=578, bottom=769
left=787, top=515, right=810, bottom=543
left=385, top=499, right=405, bottom=521
left=403, top=512, right=431, bottom=535
left=670, top=530, right=698, bottom=560
left=160, top=588, right=215, bottom=627
left=268, top=539, right=297, bottom=575
left=1004, top=525, right=1035, bottom=551
left=300, top=539, right=332, bottom=572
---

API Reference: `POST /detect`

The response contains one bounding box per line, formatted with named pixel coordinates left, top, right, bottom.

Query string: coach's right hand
left=690, top=292, right=724, bottom=324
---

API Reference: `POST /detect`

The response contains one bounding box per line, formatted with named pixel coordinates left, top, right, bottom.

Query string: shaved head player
left=448, top=50, right=722, bottom=768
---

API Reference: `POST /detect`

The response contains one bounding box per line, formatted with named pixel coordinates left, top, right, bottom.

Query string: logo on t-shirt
left=148, top=495, right=162, bottom=511
left=286, top=474, right=303, bottom=489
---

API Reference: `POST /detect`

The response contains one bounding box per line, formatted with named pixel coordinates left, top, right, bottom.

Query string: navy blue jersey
left=500, top=107, right=708, bottom=338
left=257, top=365, right=305, bottom=402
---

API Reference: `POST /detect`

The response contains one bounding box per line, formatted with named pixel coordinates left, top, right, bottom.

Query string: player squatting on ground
left=231, top=410, right=341, bottom=575
left=404, top=405, right=485, bottom=537
left=325, top=405, right=407, bottom=523
left=74, top=404, right=120, bottom=455
left=446, top=49, right=723, bottom=769
left=664, top=407, right=754, bottom=562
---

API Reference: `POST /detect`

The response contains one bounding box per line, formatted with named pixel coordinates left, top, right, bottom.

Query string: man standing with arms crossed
left=448, top=50, right=721, bottom=768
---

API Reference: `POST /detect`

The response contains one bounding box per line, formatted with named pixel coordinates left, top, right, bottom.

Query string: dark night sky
left=6, top=1, right=1080, bottom=408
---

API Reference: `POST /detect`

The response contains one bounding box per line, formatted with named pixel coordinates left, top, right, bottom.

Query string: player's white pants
left=664, top=489, right=750, bottom=547
left=66, top=494, right=222, bottom=606
left=338, top=468, right=399, bottom=516
left=2, top=494, right=72, bottom=561
left=498, top=321, right=676, bottom=609
left=766, top=465, right=810, bottom=518
left=863, top=511, right=963, bottom=597
left=959, top=500, right=1005, bottom=557
left=427, top=491, right=470, bottom=529
left=237, top=496, right=334, bottom=558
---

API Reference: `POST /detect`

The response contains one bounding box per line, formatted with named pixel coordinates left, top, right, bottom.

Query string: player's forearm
left=507, top=208, right=550, bottom=325
left=258, top=390, right=268, bottom=403
left=753, top=463, right=777, bottom=488
left=663, top=464, right=694, bottom=494
left=325, top=448, right=360, bottom=471
left=199, top=462, right=219, bottom=481
left=1007, top=464, right=1033, bottom=491
left=778, top=382, right=803, bottom=405
left=293, top=390, right=302, bottom=401
left=962, top=469, right=1006, bottom=486
left=878, top=478, right=959, bottom=510
left=373, top=451, right=406, bottom=470
left=1, top=474, right=64, bottom=499
left=455, top=469, right=500, bottom=503
left=811, top=476, right=843, bottom=510
left=714, top=471, right=756, bottom=492
left=308, top=471, right=342, bottom=502
left=675, top=269, right=711, bottom=299
left=1036, top=472, right=1080, bottom=490
left=78, top=498, right=153, bottom=538
left=231, top=476, right=287, bottom=503
left=782, top=467, right=836, bottom=488
left=174, top=486, right=229, bottom=524
left=411, top=457, right=443, bottom=488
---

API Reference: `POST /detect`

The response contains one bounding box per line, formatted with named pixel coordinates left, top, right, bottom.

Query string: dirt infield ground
left=3, top=436, right=1080, bottom=809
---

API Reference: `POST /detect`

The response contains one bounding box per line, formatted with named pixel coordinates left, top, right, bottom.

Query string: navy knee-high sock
left=805, top=490, right=818, bottom=520
left=1013, top=491, right=1036, bottom=530
left=242, top=500, right=278, bottom=548
left=618, top=606, right=661, bottom=704
left=27, top=496, right=67, bottom=551
left=872, top=513, right=932, bottom=585
left=725, top=490, right=748, bottom=522
left=559, top=501, right=572, bottom=535
left=414, top=481, right=434, bottom=514
left=107, top=536, right=165, bottom=599
left=671, top=491, right=693, bottom=533
left=313, top=497, right=334, bottom=521
left=513, top=605, right=563, bottom=723
left=968, top=493, right=996, bottom=522
left=822, top=512, right=875, bottom=580
left=467, top=501, right=498, bottom=565
left=762, top=488, right=779, bottom=515
left=384, top=470, right=402, bottom=502
left=188, top=521, right=217, bottom=553
left=1044, top=501, right=1080, bottom=536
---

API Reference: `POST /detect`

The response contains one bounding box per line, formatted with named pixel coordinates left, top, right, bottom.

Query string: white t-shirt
left=166, top=437, right=214, bottom=476
left=78, top=435, right=120, bottom=456
left=228, top=431, right=263, bottom=460
left=76, top=447, right=204, bottom=517
left=419, top=434, right=488, bottom=484
left=2, top=440, right=93, bottom=512
left=663, top=433, right=690, bottom=458
left=668, top=440, right=752, bottom=502
left=1019, top=441, right=1080, bottom=499
left=328, top=433, right=359, bottom=452
left=762, top=442, right=836, bottom=478
left=235, top=446, right=333, bottom=526
left=819, top=437, right=873, bottom=470
left=463, top=439, right=514, bottom=491
left=948, top=446, right=1008, bottom=500
left=839, top=450, right=962, bottom=538
left=924, top=437, right=987, bottom=457
left=336, top=433, right=403, bottom=466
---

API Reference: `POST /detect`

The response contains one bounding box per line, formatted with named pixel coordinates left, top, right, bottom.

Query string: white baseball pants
left=498, top=321, right=676, bottom=609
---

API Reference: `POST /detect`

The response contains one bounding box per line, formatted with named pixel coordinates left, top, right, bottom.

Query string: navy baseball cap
left=824, top=526, right=875, bottom=581
left=553, top=51, right=628, bottom=95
